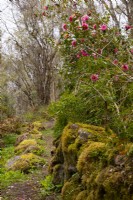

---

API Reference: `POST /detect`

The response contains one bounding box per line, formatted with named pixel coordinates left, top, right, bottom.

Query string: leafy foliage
left=51, top=10, right=133, bottom=139
left=40, top=175, right=55, bottom=196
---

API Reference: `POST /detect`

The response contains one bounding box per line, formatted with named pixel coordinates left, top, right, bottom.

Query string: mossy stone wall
left=50, top=123, right=133, bottom=200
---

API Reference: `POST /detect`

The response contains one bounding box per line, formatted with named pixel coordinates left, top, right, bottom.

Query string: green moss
left=61, top=124, right=78, bottom=153
left=77, top=123, right=107, bottom=140
left=15, top=139, right=37, bottom=153
left=30, top=128, right=41, bottom=135
left=77, top=142, right=107, bottom=173
left=94, top=166, right=133, bottom=200
left=32, top=121, right=42, bottom=129
left=50, top=123, right=133, bottom=200
left=51, top=142, right=64, bottom=166
left=75, top=190, right=87, bottom=200
left=61, top=180, right=81, bottom=200
left=8, top=153, right=45, bottom=172
left=52, top=164, right=64, bottom=185
left=31, top=133, right=43, bottom=139
left=126, top=143, right=133, bottom=157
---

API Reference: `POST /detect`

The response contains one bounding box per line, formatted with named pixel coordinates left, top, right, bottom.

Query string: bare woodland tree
left=96, top=0, right=133, bottom=37
left=5, top=0, right=59, bottom=109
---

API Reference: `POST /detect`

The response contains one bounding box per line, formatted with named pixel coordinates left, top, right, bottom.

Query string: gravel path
left=1, top=128, right=56, bottom=200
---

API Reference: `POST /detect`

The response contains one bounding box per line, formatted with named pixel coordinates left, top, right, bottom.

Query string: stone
left=6, top=153, right=45, bottom=172
left=15, top=133, right=30, bottom=146
left=78, top=128, right=93, bottom=141
left=114, top=155, right=127, bottom=166
left=69, top=124, right=79, bottom=130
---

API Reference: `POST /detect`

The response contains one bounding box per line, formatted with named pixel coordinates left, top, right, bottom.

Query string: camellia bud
left=42, top=12, right=46, bottom=16
left=114, top=48, right=118, bottom=54
left=130, top=49, right=133, bottom=54
left=90, top=74, right=99, bottom=82
left=92, top=53, right=97, bottom=59
left=71, top=40, right=77, bottom=47
left=113, top=59, right=118, bottom=65
left=44, top=6, right=48, bottom=10
left=69, top=16, right=73, bottom=22
left=62, top=24, right=67, bottom=31
left=77, top=54, right=80, bottom=58
left=93, top=24, right=97, bottom=30
left=125, top=25, right=132, bottom=31
left=81, top=50, right=88, bottom=56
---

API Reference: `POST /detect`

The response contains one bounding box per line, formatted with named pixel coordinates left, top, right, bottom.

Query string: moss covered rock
left=15, top=139, right=37, bottom=153
left=61, top=174, right=81, bottom=200
left=50, top=123, right=133, bottom=200
left=6, top=153, right=45, bottom=172
left=15, top=132, right=30, bottom=146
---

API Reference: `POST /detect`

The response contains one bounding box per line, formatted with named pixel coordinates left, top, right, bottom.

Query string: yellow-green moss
left=77, top=123, right=107, bottom=141
left=31, top=133, right=43, bottom=140
left=15, top=139, right=37, bottom=153
left=61, top=124, right=78, bottom=153
left=51, top=123, right=133, bottom=200
left=32, top=121, right=42, bottom=129
left=125, top=143, right=133, bottom=157
left=30, top=128, right=41, bottom=135
left=52, top=164, right=64, bottom=185
left=75, top=190, right=88, bottom=200
left=77, top=142, right=107, bottom=173
left=77, top=123, right=105, bottom=132
left=61, top=180, right=81, bottom=200
left=9, top=153, right=45, bottom=171
left=94, top=166, right=133, bottom=200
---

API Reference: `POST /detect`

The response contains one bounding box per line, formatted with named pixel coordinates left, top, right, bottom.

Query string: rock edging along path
left=1, top=120, right=56, bottom=200
left=50, top=123, right=133, bottom=200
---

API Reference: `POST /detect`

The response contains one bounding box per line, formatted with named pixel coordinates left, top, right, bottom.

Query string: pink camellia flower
left=122, top=64, right=129, bottom=71
left=81, top=50, right=88, bottom=56
left=71, top=40, right=77, bottom=47
left=90, top=74, right=99, bottom=82
left=62, top=24, right=67, bottom=31
left=113, top=59, right=118, bottom=65
left=69, top=16, right=73, bottom=22
left=93, top=24, right=97, bottom=30
left=82, top=23, right=89, bottom=30
left=100, top=24, right=107, bottom=31
left=125, top=25, right=132, bottom=31
left=81, top=15, right=89, bottom=22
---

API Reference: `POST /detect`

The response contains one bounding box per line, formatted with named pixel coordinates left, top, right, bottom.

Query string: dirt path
left=1, top=128, right=56, bottom=200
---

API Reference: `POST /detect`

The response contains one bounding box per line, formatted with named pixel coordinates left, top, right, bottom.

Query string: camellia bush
left=34, top=1, right=132, bottom=138
left=50, top=10, right=133, bottom=139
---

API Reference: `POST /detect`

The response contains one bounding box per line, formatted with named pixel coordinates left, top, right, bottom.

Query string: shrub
left=49, top=93, right=89, bottom=137
left=53, top=10, right=133, bottom=139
